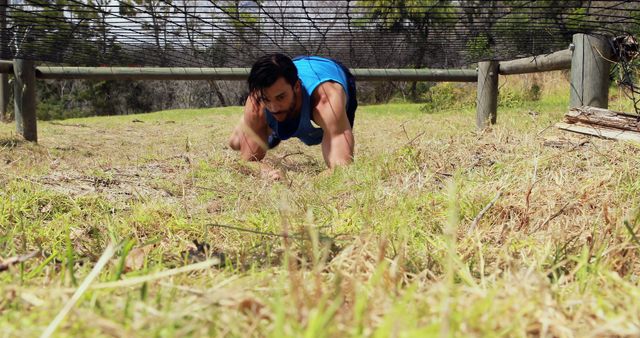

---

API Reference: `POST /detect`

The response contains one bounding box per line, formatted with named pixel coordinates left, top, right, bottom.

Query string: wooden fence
left=0, top=33, right=613, bottom=142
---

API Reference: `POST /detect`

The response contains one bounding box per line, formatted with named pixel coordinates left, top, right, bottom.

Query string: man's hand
left=317, top=167, right=335, bottom=178
left=259, top=162, right=284, bottom=181
left=228, top=96, right=269, bottom=162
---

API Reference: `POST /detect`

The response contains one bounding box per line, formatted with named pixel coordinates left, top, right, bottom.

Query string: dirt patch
left=38, top=162, right=195, bottom=204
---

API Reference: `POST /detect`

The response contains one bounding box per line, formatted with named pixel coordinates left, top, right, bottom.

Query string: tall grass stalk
left=41, top=243, right=116, bottom=338
left=441, top=179, right=460, bottom=337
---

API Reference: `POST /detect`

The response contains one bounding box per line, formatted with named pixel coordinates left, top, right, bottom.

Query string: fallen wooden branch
left=566, top=106, right=640, bottom=130
left=0, top=251, right=39, bottom=272
left=468, top=191, right=502, bottom=234
left=557, top=106, right=640, bottom=142
left=534, top=201, right=572, bottom=232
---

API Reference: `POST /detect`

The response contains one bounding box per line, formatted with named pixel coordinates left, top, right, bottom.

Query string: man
left=228, top=53, right=357, bottom=177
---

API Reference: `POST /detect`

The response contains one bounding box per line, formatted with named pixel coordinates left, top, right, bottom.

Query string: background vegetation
left=3, top=0, right=639, bottom=121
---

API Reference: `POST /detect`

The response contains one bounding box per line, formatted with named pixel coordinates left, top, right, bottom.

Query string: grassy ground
left=1, top=73, right=640, bottom=337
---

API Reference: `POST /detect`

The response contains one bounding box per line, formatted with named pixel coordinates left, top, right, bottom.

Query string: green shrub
left=526, top=83, right=541, bottom=101
left=498, top=87, right=525, bottom=108
left=36, top=100, right=86, bottom=121
left=420, top=82, right=476, bottom=113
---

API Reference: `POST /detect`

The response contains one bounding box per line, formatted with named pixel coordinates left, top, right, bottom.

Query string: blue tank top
left=265, top=56, right=350, bottom=146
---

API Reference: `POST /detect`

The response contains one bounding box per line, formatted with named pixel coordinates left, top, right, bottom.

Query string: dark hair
left=248, top=53, right=298, bottom=101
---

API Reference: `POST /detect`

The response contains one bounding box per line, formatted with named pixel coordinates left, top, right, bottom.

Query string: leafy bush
left=498, top=87, right=525, bottom=108
left=36, top=100, right=86, bottom=120
left=498, top=81, right=541, bottom=108
left=420, top=82, right=476, bottom=113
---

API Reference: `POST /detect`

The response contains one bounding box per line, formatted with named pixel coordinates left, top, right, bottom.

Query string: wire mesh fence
left=1, top=0, right=639, bottom=68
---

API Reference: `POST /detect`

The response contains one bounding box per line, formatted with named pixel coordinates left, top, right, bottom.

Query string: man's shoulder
left=294, top=56, right=341, bottom=74
left=311, top=81, right=344, bottom=100
left=293, top=55, right=332, bottom=63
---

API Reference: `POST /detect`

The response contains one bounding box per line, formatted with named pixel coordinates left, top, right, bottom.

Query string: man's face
left=260, top=77, right=299, bottom=122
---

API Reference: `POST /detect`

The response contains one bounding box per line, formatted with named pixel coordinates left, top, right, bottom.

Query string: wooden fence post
left=0, top=0, right=9, bottom=122
left=476, top=60, right=499, bottom=129
left=0, top=72, right=7, bottom=123
left=569, top=33, right=613, bottom=109
left=14, top=59, right=37, bottom=142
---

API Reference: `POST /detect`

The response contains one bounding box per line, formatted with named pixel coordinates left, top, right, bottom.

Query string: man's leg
left=345, top=70, right=357, bottom=127
left=332, top=60, right=358, bottom=128
left=267, top=132, right=281, bottom=149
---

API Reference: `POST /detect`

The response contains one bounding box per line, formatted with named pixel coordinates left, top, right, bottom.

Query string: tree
left=357, top=0, right=455, bottom=100
left=120, top=0, right=174, bottom=66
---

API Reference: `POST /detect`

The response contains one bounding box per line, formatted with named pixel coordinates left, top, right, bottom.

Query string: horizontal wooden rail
left=0, top=63, right=256, bottom=80
left=0, top=50, right=574, bottom=81
left=35, top=66, right=250, bottom=80
left=351, top=68, right=477, bottom=82
left=498, top=48, right=572, bottom=75
left=0, top=62, right=478, bottom=82
left=3, top=51, right=572, bottom=81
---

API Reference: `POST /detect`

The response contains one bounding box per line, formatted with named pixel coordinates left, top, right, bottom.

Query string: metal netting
left=1, top=0, right=640, bottom=68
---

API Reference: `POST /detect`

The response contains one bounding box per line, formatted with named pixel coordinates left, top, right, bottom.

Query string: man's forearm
left=240, top=139, right=266, bottom=161
left=237, top=116, right=268, bottom=161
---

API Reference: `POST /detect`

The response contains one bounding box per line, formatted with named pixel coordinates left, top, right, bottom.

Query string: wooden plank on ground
left=557, top=106, right=640, bottom=142
left=566, top=106, right=640, bottom=130
left=556, top=122, right=640, bottom=142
